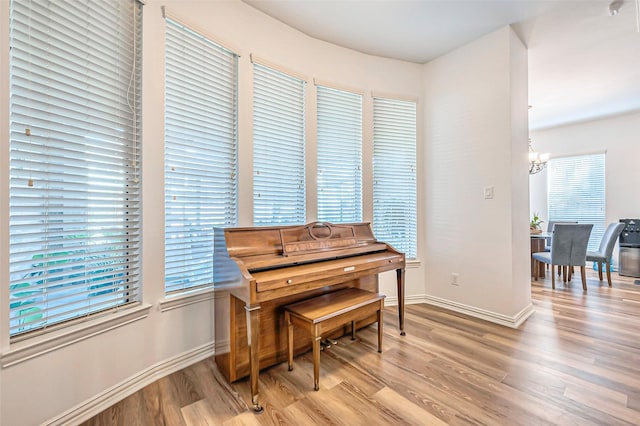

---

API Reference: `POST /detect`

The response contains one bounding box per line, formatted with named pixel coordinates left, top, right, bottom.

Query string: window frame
left=7, top=0, right=143, bottom=338
left=547, top=152, right=606, bottom=252
left=316, top=85, right=363, bottom=224
left=252, top=61, right=306, bottom=226
left=372, top=96, right=418, bottom=259
left=163, top=17, right=239, bottom=295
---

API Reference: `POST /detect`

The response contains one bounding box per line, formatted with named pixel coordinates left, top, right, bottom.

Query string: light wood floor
left=83, top=269, right=640, bottom=425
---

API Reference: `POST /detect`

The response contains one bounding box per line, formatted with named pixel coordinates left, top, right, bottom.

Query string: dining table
left=530, top=232, right=552, bottom=278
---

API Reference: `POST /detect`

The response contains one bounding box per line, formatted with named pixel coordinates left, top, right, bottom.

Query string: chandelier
left=608, top=0, right=640, bottom=32
left=528, top=138, right=549, bottom=175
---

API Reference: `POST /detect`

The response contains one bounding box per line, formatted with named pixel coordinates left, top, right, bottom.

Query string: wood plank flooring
left=82, top=269, right=640, bottom=425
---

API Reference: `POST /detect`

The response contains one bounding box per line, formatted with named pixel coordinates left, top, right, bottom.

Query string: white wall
left=0, top=1, right=425, bottom=424
left=422, top=27, right=533, bottom=320
left=529, top=111, right=640, bottom=265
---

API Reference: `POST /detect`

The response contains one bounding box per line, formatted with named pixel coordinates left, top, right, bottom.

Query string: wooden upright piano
left=213, top=222, right=405, bottom=412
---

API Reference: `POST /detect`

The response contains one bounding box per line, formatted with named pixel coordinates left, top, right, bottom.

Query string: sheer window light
left=317, top=85, right=362, bottom=223
left=548, top=153, right=606, bottom=252
left=253, top=63, right=306, bottom=225
left=9, top=0, right=143, bottom=336
left=373, top=97, right=417, bottom=259
left=164, top=19, right=238, bottom=294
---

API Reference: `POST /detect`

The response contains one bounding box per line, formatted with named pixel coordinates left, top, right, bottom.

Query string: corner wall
left=422, top=26, right=532, bottom=322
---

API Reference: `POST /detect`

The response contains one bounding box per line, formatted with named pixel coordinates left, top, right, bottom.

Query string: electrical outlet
left=451, top=273, right=459, bottom=286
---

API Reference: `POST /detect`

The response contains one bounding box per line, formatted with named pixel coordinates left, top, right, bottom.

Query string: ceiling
left=244, top=0, right=640, bottom=130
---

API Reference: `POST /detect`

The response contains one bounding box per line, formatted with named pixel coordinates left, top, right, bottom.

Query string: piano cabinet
left=213, top=222, right=406, bottom=412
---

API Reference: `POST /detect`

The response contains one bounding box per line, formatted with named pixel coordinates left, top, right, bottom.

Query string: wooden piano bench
left=284, top=287, right=386, bottom=391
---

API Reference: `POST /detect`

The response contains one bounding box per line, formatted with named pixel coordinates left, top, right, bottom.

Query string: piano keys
left=213, top=222, right=406, bottom=412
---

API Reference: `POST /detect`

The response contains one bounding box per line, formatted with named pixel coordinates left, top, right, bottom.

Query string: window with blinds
left=253, top=63, right=306, bottom=225
left=548, top=153, right=606, bottom=252
left=164, top=19, right=238, bottom=294
left=8, top=0, right=142, bottom=336
left=373, top=97, right=417, bottom=259
left=316, top=86, right=362, bottom=223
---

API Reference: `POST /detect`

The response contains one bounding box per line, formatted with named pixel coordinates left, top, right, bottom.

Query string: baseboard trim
left=421, top=295, right=536, bottom=329
left=45, top=342, right=215, bottom=426
left=383, top=294, right=425, bottom=306
left=387, top=293, right=534, bottom=328
left=215, top=338, right=230, bottom=355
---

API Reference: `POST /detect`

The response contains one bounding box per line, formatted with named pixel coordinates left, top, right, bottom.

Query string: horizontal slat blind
left=9, top=0, right=142, bottom=336
left=164, top=19, right=238, bottom=293
left=373, top=97, right=417, bottom=258
left=253, top=63, right=306, bottom=225
left=317, top=85, right=362, bottom=223
left=548, top=154, right=606, bottom=252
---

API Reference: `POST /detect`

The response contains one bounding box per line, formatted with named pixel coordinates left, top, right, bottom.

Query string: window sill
left=159, top=286, right=216, bottom=312
left=1, top=303, right=152, bottom=368
left=406, top=259, right=421, bottom=268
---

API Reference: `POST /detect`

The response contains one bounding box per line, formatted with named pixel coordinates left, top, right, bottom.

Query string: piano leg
left=286, top=311, right=294, bottom=372
left=377, top=302, right=384, bottom=352
left=313, top=330, right=321, bottom=391
left=397, top=268, right=406, bottom=336
left=245, top=304, right=263, bottom=413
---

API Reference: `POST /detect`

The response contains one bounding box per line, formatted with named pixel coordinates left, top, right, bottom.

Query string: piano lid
left=215, top=222, right=391, bottom=271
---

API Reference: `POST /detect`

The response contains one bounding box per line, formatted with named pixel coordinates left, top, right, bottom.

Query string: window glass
left=317, top=86, right=362, bottom=223
left=373, top=97, right=417, bottom=259
left=164, top=19, right=238, bottom=293
left=9, top=0, right=142, bottom=335
left=253, top=64, right=306, bottom=225
left=548, top=153, right=606, bottom=252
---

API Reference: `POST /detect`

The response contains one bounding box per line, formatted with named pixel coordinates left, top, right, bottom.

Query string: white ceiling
left=244, top=0, right=640, bottom=130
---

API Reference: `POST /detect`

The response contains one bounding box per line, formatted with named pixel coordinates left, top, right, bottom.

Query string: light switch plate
left=484, top=186, right=494, bottom=199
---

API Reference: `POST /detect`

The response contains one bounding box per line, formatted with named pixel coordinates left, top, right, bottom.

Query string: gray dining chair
left=544, top=220, right=578, bottom=252
left=586, top=222, right=626, bottom=287
left=532, top=224, right=593, bottom=291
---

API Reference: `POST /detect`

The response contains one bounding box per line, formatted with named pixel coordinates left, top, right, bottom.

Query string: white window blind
left=317, top=86, right=362, bottom=223
left=164, top=19, right=238, bottom=294
left=548, top=153, right=606, bottom=252
left=253, top=63, right=306, bottom=225
left=373, top=97, right=417, bottom=259
left=9, top=0, right=142, bottom=336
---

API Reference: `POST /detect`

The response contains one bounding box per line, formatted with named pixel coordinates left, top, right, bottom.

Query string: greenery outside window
left=8, top=0, right=143, bottom=336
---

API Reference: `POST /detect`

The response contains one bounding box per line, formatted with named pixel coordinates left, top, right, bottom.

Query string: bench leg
left=286, top=311, right=293, bottom=371
left=313, top=326, right=321, bottom=391
left=351, top=320, right=356, bottom=340
left=377, top=303, right=383, bottom=353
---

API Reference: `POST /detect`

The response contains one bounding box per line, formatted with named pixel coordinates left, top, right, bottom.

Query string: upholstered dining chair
left=532, top=224, right=593, bottom=291
left=544, top=221, right=579, bottom=273
left=544, top=220, right=578, bottom=252
left=586, top=222, right=626, bottom=287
